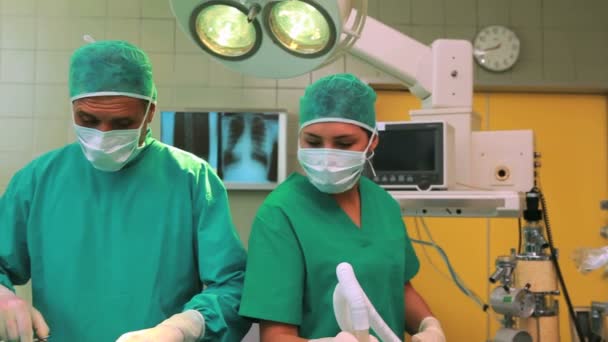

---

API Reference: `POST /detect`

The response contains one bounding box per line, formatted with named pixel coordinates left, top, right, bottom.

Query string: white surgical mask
left=73, top=100, right=151, bottom=172
left=298, top=130, right=376, bottom=194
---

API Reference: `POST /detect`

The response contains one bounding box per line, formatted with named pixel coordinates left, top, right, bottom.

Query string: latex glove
left=310, top=331, right=379, bottom=342
left=0, top=284, right=50, bottom=342
left=572, top=246, right=608, bottom=274
left=412, top=317, right=445, bottom=342
left=116, top=310, right=205, bottom=342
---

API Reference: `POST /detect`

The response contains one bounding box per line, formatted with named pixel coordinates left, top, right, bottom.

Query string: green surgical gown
left=0, top=131, right=251, bottom=341
left=239, top=173, right=420, bottom=339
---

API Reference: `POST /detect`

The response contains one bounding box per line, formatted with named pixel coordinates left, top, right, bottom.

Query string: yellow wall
left=376, top=91, right=608, bottom=341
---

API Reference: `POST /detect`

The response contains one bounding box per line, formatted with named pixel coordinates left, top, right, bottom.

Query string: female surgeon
left=239, top=73, right=447, bottom=342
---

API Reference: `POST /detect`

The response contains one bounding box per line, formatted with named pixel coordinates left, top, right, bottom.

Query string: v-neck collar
left=295, top=173, right=371, bottom=232
left=331, top=179, right=368, bottom=231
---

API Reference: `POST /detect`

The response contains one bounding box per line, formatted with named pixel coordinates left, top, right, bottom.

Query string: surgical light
left=171, top=0, right=364, bottom=78
left=265, top=0, right=335, bottom=57
left=190, top=2, right=261, bottom=59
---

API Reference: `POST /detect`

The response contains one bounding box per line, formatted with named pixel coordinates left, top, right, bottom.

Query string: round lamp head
left=266, top=1, right=335, bottom=57
left=171, top=0, right=358, bottom=78
left=190, top=1, right=262, bottom=60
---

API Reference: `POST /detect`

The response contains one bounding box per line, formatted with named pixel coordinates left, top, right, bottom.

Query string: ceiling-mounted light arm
left=348, top=16, right=473, bottom=109
left=170, top=0, right=473, bottom=109
left=348, top=16, right=431, bottom=99
left=310, top=0, right=367, bottom=71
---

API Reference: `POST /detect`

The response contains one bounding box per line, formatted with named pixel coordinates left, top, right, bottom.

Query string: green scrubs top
left=239, top=173, right=419, bottom=339
left=0, top=131, right=251, bottom=341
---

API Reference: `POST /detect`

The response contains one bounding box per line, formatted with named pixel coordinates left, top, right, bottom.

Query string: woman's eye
left=336, top=142, right=353, bottom=149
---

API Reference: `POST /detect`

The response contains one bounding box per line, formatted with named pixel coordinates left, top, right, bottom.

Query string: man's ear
left=147, top=103, right=156, bottom=123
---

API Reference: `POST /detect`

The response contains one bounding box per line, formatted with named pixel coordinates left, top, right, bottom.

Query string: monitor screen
left=160, top=110, right=287, bottom=190
left=373, top=128, right=437, bottom=172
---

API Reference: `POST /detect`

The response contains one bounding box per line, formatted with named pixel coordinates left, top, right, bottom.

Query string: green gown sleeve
left=402, top=219, right=420, bottom=283
left=0, top=167, right=33, bottom=291
left=182, top=166, right=252, bottom=342
left=238, top=203, right=305, bottom=325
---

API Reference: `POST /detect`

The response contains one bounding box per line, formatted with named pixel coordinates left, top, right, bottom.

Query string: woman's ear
left=370, top=133, right=379, bottom=151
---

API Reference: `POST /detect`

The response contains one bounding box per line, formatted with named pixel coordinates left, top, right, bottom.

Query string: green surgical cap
left=299, top=73, right=376, bottom=132
left=69, top=40, right=157, bottom=102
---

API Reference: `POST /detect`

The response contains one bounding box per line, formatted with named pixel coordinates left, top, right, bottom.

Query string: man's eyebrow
left=111, top=116, right=135, bottom=122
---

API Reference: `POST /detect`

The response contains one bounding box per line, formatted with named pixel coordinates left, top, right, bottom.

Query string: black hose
left=518, top=217, right=522, bottom=254
left=539, top=190, right=585, bottom=342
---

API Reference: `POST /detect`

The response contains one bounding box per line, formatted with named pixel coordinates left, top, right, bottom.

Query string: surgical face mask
left=73, top=100, right=151, bottom=172
left=298, top=130, right=376, bottom=194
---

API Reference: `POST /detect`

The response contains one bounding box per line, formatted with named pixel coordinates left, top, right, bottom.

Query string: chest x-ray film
left=161, top=110, right=287, bottom=190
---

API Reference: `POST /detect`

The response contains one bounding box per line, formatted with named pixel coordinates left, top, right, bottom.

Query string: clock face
left=473, top=25, right=520, bottom=72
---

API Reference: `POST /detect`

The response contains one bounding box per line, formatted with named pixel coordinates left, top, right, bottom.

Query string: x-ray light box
left=160, top=109, right=288, bottom=190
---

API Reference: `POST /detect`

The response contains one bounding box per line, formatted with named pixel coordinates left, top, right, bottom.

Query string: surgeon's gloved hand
left=412, top=317, right=445, bottom=342
left=309, top=331, right=379, bottom=342
left=0, top=284, right=50, bottom=342
left=572, top=246, right=608, bottom=274
left=115, top=310, right=205, bottom=342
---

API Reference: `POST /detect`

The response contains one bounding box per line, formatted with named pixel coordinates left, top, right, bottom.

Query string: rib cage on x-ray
left=221, top=113, right=279, bottom=182
left=160, top=110, right=280, bottom=185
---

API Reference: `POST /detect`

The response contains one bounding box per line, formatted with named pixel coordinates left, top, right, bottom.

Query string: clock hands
left=474, top=43, right=501, bottom=56
left=483, top=43, right=502, bottom=51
